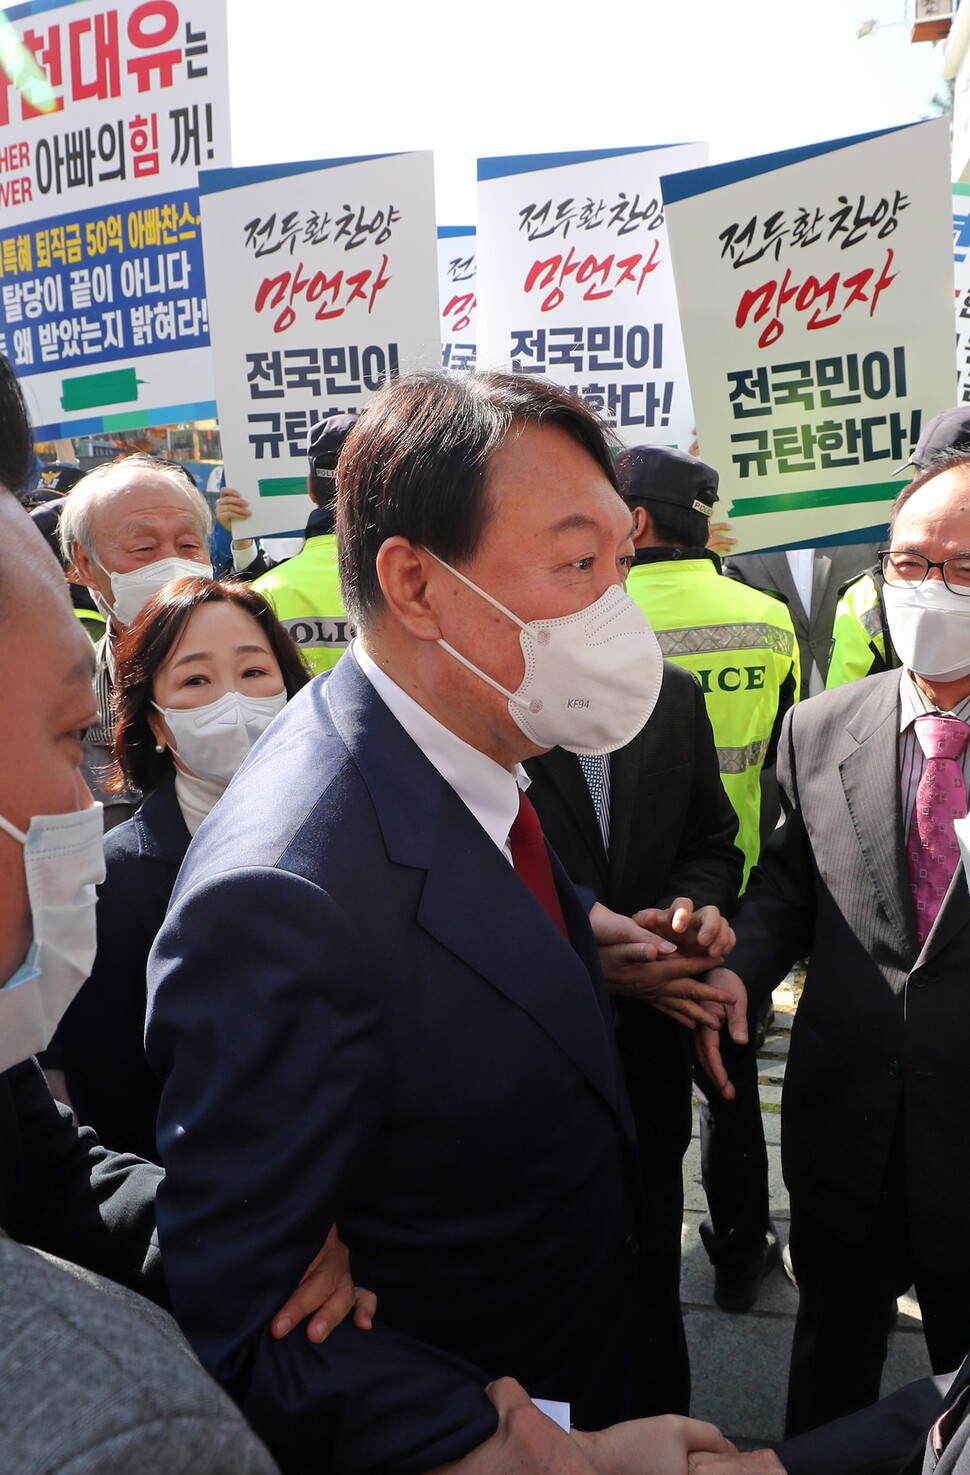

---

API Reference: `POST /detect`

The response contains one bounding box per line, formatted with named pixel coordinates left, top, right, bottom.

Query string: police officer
left=251, top=415, right=356, bottom=676
left=826, top=407, right=970, bottom=690
left=618, top=444, right=800, bottom=1312
left=619, top=447, right=799, bottom=886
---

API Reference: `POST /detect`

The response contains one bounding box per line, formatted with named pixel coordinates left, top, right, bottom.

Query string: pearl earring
left=155, top=743, right=165, bottom=754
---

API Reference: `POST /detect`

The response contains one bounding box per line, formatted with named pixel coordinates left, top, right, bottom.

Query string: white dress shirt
left=784, top=548, right=815, bottom=619
left=353, top=640, right=528, bottom=863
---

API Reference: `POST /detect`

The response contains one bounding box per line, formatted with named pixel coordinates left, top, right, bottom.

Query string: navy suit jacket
left=146, top=651, right=641, bottom=1475
left=51, top=772, right=190, bottom=1163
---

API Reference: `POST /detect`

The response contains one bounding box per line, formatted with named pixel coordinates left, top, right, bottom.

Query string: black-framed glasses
left=879, top=549, right=970, bottom=596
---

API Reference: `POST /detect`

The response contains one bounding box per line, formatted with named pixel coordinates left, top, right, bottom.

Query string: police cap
left=307, top=412, right=359, bottom=483
left=616, top=444, right=719, bottom=518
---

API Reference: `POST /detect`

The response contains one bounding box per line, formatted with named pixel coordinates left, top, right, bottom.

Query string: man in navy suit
left=146, top=372, right=734, bottom=1475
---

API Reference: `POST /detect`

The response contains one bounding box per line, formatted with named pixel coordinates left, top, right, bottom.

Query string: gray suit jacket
left=0, top=1230, right=278, bottom=1474
left=724, top=544, right=880, bottom=696
left=728, top=669, right=970, bottom=1269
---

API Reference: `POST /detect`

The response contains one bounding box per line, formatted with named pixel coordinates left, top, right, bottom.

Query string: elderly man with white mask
left=58, top=455, right=214, bottom=826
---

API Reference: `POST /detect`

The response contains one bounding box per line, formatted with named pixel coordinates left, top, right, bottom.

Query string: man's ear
left=71, top=541, right=101, bottom=590
left=374, top=538, right=446, bottom=642
left=631, top=505, right=652, bottom=545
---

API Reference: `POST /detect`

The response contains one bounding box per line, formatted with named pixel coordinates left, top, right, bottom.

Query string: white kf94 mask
left=425, top=551, right=664, bottom=755
left=0, top=803, right=104, bottom=1071
left=154, top=689, right=288, bottom=787
left=94, top=556, right=213, bottom=627
left=882, top=577, right=970, bottom=681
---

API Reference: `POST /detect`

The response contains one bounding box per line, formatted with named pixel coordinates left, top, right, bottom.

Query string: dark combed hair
left=111, top=576, right=311, bottom=793
left=626, top=495, right=709, bottom=549
left=889, top=447, right=970, bottom=537
left=335, top=370, right=619, bottom=625
left=0, top=354, right=35, bottom=497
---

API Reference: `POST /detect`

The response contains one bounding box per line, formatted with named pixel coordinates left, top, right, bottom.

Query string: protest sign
left=954, top=181, right=970, bottom=404
left=438, top=224, right=475, bottom=374
left=199, top=150, right=440, bottom=538
left=476, top=144, right=706, bottom=448
left=662, top=119, right=954, bottom=555
left=0, top=0, right=229, bottom=439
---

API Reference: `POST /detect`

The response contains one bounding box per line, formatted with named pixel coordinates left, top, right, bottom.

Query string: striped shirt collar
left=898, top=668, right=970, bottom=732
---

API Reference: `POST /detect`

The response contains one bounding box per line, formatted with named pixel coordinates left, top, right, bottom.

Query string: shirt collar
left=353, top=640, right=528, bottom=853
left=898, top=667, right=970, bottom=731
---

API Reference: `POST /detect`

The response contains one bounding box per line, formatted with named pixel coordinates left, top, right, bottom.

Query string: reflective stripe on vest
left=860, top=601, right=883, bottom=640
left=657, top=622, right=795, bottom=659
left=715, top=737, right=771, bottom=776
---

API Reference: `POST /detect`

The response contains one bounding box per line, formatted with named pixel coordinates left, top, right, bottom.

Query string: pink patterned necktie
left=907, top=714, right=970, bottom=946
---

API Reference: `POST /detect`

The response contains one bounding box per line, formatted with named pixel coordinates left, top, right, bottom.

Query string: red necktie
left=508, top=790, right=569, bottom=940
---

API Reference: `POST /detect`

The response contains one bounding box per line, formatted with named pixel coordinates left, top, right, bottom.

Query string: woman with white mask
left=46, top=575, right=311, bottom=1167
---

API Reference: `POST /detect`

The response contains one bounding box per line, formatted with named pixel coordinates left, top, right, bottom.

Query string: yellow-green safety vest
left=252, top=534, right=352, bottom=677
left=826, top=572, right=896, bottom=689
left=626, top=555, right=800, bottom=888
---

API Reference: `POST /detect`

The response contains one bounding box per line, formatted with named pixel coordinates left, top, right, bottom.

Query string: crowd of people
left=5, top=350, right=970, bottom=1474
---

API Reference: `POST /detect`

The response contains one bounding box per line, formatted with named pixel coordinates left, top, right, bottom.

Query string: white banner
left=0, top=0, right=229, bottom=438
left=662, top=119, right=955, bottom=555
left=437, top=225, right=475, bottom=374
left=476, top=144, right=706, bottom=449
left=954, top=181, right=970, bottom=404
left=199, top=150, right=440, bottom=538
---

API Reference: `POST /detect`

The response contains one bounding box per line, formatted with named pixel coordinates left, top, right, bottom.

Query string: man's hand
left=271, top=1225, right=376, bottom=1343
left=589, top=901, right=677, bottom=960
left=590, top=902, right=738, bottom=1029
left=215, top=486, right=254, bottom=549
left=574, top=1413, right=736, bottom=1475
left=635, top=900, right=735, bottom=963
left=689, top=1450, right=786, bottom=1474
left=707, top=521, right=737, bottom=556
left=694, top=967, right=749, bottom=1101
left=429, top=1378, right=599, bottom=1472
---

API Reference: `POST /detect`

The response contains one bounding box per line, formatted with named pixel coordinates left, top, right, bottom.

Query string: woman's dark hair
left=111, top=576, right=311, bottom=792
left=336, top=370, right=619, bottom=626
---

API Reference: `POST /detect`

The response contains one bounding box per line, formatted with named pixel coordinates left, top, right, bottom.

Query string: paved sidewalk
left=681, top=993, right=932, bottom=1447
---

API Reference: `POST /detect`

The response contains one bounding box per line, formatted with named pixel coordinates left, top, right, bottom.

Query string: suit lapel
left=417, top=783, right=621, bottom=1115
left=810, top=551, right=833, bottom=638
left=839, top=672, right=918, bottom=963
left=533, top=746, right=609, bottom=892
left=607, top=735, right=640, bottom=897
left=326, top=654, right=622, bottom=1116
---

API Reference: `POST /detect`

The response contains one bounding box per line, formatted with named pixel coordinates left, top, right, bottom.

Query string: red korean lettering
left=126, top=1, right=182, bottom=91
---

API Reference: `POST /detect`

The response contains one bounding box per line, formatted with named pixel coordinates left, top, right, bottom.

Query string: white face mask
left=154, top=689, right=288, bottom=787
left=93, top=555, right=213, bottom=627
left=882, top=577, right=970, bottom=681
left=426, top=552, right=664, bottom=755
left=0, top=803, right=104, bottom=1071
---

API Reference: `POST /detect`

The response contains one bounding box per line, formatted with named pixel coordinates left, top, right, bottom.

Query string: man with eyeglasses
left=690, top=449, right=970, bottom=1445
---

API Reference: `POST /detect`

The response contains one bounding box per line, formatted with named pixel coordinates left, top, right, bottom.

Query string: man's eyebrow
left=548, top=513, right=602, bottom=537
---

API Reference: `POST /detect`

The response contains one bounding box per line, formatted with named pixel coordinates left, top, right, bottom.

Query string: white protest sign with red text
left=662, top=119, right=954, bottom=554
left=476, top=144, right=706, bottom=449
left=199, top=150, right=440, bottom=538
left=0, top=0, right=229, bottom=438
